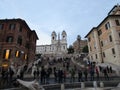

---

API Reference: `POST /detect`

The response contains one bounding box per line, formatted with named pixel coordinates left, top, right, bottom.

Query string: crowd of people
left=31, top=56, right=113, bottom=84
left=0, top=56, right=114, bottom=88
left=0, top=63, right=27, bottom=88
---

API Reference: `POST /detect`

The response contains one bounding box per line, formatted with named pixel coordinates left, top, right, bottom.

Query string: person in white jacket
left=16, top=66, right=21, bottom=79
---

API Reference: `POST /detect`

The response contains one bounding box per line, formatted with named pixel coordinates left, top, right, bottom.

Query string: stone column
left=61, top=84, right=65, bottom=90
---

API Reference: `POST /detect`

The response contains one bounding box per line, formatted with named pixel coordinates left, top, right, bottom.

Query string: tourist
left=109, top=66, right=113, bottom=73
left=33, top=70, right=37, bottom=79
left=1, top=67, right=9, bottom=87
left=53, top=67, right=57, bottom=82
left=16, top=67, right=21, bottom=79
left=103, top=67, right=109, bottom=80
left=31, top=64, right=37, bottom=79
left=78, top=69, right=83, bottom=82
left=8, top=67, right=14, bottom=81
left=63, top=69, right=67, bottom=82
left=58, top=68, right=63, bottom=83
left=46, top=68, right=51, bottom=84
left=70, top=68, right=75, bottom=82
left=99, top=66, right=102, bottom=72
left=36, top=68, right=39, bottom=79
left=40, top=66, right=46, bottom=84
left=95, top=66, right=99, bottom=81
left=83, top=68, right=88, bottom=81
left=106, top=66, right=110, bottom=73
left=66, top=61, right=70, bottom=71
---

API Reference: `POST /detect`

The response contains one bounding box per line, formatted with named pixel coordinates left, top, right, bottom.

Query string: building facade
left=85, top=4, right=120, bottom=65
left=36, top=30, right=67, bottom=56
left=0, top=18, right=38, bottom=68
left=73, top=35, right=87, bottom=54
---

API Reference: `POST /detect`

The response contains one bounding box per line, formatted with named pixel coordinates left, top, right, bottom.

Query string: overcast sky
left=0, top=0, right=120, bottom=46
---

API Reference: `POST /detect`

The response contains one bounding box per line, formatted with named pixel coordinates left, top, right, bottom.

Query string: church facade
left=36, top=30, right=67, bottom=56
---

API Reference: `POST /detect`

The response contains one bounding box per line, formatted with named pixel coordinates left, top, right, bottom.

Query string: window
left=25, top=43, right=30, bottom=49
left=105, top=22, right=110, bottom=30
left=32, top=36, right=35, bottom=41
left=119, top=32, right=120, bottom=38
left=63, top=36, right=65, bottom=39
left=88, top=37, right=91, bottom=42
left=52, top=36, right=54, bottom=40
left=9, top=24, right=16, bottom=30
left=15, top=50, right=21, bottom=58
left=6, top=36, right=13, bottom=43
left=101, top=41, right=103, bottom=46
left=94, top=43, right=96, bottom=49
left=109, top=35, right=112, bottom=42
left=103, top=52, right=105, bottom=57
left=3, top=49, right=11, bottom=59
left=91, top=56, right=93, bottom=60
left=19, top=25, right=22, bottom=32
left=92, top=33, right=94, bottom=38
left=112, top=48, right=115, bottom=54
left=98, top=29, right=102, bottom=36
left=27, top=31, right=30, bottom=38
left=63, top=46, right=65, bottom=49
left=24, top=54, right=28, bottom=60
left=95, top=54, right=98, bottom=59
left=52, top=47, right=54, bottom=50
left=17, top=36, right=22, bottom=45
left=115, top=20, right=120, bottom=26
left=0, top=24, right=4, bottom=30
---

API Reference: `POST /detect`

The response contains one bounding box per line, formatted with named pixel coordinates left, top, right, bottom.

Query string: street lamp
left=21, top=51, right=24, bottom=64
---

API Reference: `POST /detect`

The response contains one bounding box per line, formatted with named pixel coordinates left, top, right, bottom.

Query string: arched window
left=0, top=24, right=4, bottom=30
left=6, top=36, right=13, bottom=43
left=52, top=36, right=54, bottom=40
left=63, top=36, right=65, bottom=39
left=3, top=49, right=11, bottom=59
left=109, top=35, right=112, bottom=42
left=15, top=50, right=21, bottom=58
left=9, top=24, right=16, bottom=30
left=17, top=36, right=22, bottom=45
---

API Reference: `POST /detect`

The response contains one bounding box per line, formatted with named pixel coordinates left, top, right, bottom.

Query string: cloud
left=37, top=32, right=51, bottom=45
left=1, top=0, right=119, bottom=46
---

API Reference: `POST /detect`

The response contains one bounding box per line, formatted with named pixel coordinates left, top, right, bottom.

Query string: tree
left=67, top=45, right=74, bottom=54
left=82, top=45, right=88, bottom=53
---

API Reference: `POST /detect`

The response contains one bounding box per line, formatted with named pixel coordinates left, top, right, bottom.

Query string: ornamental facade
left=36, top=30, right=67, bottom=56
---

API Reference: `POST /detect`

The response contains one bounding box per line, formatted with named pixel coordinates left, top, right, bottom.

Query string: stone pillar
left=61, top=84, right=64, bottom=90
left=100, top=82, right=104, bottom=88
left=93, top=81, right=97, bottom=89
left=81, top=82, right=85, bottom=89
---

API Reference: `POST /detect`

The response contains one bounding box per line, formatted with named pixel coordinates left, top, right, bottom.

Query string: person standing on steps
left=84, top=68, right=88, bottom=81
left=78, top=69, right=83, bottom=82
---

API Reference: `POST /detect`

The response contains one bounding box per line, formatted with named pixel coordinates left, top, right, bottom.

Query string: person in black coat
left=78, top=69, right=83, bottom=82
left=40, top=66, right=46, bottom=84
